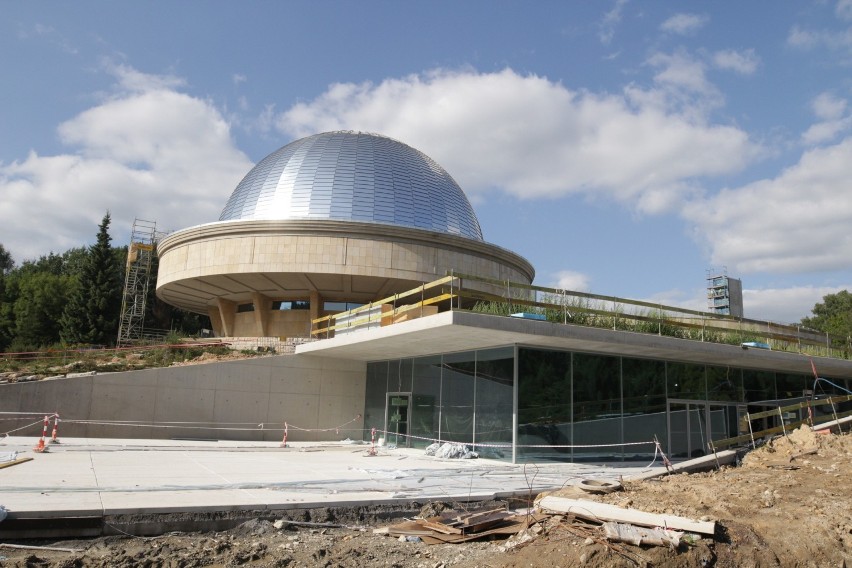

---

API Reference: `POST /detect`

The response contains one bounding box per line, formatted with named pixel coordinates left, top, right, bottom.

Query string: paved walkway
left=0, top=437, right=663, bottom=520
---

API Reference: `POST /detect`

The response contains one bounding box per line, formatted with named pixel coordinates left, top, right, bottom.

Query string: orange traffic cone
left=49, top=413, right=60, bottom=444
left=33, top=415, right=49, bottom=453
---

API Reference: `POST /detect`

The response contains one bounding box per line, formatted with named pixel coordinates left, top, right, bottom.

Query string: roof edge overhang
left=295, top=310, right=852, bottom=379
left=158, top=219, right=535, bottom=282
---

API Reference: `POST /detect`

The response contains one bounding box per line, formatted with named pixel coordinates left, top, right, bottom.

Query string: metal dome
left=219, top=131, right=483, bottom=241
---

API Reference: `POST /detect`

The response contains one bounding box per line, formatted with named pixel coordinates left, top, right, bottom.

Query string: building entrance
left=385, top=392, right=411, bottom=447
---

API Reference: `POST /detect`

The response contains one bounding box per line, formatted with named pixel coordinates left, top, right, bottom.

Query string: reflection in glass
left=474, top=347, right=514, bottom=459
left=622, top=358, right=666, bottom=460
left=364, top=362, right=388, bottom=441
left=517, top=348, right=571, bottom=462
left=411, top=356, right=442, bottom=449
left=440, top=352, right=475, bottom=443
left=573, top=353, right=621, bottom=461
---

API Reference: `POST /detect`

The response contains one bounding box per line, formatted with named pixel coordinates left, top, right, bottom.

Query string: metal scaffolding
left=117, top=219, right=158, bottom=346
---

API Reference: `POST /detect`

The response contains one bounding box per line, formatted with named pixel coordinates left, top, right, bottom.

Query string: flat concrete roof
left=0, top=437, right=659, bottom=537
left=298, top=310, right=852, bottom=379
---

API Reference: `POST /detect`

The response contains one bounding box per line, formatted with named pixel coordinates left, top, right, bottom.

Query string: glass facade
left=366, top=346, right=825, bottom=464
left=365, top=348, right=514, bottom=460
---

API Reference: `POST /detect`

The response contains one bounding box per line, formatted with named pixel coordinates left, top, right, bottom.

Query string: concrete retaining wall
left=0, top=354, right=366, bottom=442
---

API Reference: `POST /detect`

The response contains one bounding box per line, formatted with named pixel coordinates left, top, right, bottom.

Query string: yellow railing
left=311, top=275, right=459, bottom=338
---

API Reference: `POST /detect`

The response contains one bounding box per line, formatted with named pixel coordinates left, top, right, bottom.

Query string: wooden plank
left=386, top=520, right=437, bottom=537
left=419, top=520, right=463, bottom=535
left=453, top=507, right=507, bottom=526
left=538, top=496, right=716, bottom=535
left=0, top=457, right=33, bottom=470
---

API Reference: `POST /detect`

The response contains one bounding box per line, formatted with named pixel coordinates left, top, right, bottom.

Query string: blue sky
left=3, top=1, right=852, bottom=324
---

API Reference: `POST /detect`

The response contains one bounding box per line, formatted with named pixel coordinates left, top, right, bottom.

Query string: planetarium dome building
left=156, top=131, right=534, bottom=338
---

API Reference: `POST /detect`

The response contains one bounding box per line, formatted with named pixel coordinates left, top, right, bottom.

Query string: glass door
left=385, top=393, right=411, bottom=447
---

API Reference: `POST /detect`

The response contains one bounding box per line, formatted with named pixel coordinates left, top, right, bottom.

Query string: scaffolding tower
left=117, top=219, right=158, bottom=346
left=706, top=268, right=744, bottom=318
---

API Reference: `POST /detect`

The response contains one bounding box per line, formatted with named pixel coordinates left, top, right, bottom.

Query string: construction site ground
left=1, top=426, right=851, bottom=567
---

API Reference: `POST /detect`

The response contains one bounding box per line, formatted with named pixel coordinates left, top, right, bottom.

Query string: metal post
left=745, top=411, right=756, bottom=449
left=778, top=407, right=789, bottom=440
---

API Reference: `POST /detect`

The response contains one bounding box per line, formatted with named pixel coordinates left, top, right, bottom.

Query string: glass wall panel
left=387, top=360, right=401, bottom=395
left=474, top=347, right=514, bottom=460
left=666, top=362, right=706, bottom=457
left=440, top=351, right=476, bottom=443
left=517, top=348, right=571, bottom=462
left=398, top=359, right=413, bottom=393
left=364, top=362, right=388, bottom=441
left=776, top=373, right=807, bottom=401
left=572, top=353, right=621, bottom=461
left=621, top=358, right=666, bottom=460
left=667, top=362, right=706, bottom=400
left=411, top=355, right=442, bottom=449
left=743, top=369, right=775, bottom=403
left=707, top=366, right=743, bottom=402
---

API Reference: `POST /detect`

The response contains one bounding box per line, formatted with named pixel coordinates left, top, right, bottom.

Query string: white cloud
left=837, top=0, right=852, bottom=21
left=788, top=25, right=852, bottom=53
left=812, top=92, right=847, bottom=120
left=660, top=13, right=708, bottom=35
left=599, top=0, right=629, bottom=45
left=275, top=68, right=757, bottom=214
left=801, top=92, right=852, bottom=145
left=105, top=61, right=186, bottom=93
left=0, top=66, right=252, bottom=262
left=684, top=137, right=852, bottom=274
left=713, top=49, right=760, bottom=75
left=646, top=51, right=715, bottom=96
left=743, top=285, right=850, bottom=324
left=17, top=23, right=79, bottom=55
left=233, top=74, right=247, bottom=85
left=551, top=270, right=591, bottom=292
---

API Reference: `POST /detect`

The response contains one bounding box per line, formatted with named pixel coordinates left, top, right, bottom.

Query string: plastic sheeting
left=425, top=442, right=479, bottom=459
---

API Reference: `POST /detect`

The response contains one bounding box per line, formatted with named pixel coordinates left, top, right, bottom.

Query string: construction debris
left=577, top=478, right=623, bottom=494
left=601, top=521, right=684, bottom=548
left=626, top=449, right=738, bottom=481
left=537, top=496, right=716, bottom=535
left=424, top=442, right=478, bottom=459
left=381, top=506, right=546, bottom=544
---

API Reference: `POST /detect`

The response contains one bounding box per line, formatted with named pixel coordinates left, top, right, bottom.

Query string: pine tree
left=60, top=213, right=122, bottom=345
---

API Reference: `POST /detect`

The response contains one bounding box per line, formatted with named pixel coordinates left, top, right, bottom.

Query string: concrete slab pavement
left=0, top=436, right=666, bottom=537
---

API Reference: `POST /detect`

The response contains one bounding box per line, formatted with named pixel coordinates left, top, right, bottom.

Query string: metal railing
left=310, top=272, right=851, bottom=360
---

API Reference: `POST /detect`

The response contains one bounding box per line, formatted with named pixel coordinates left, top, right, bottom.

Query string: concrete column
left=309, top=290, right=322, bottom=337
left=216, top=298, right=236, bottom=337
left=207, top=306, right=224, bottom=336
left=251, top=292, right=271, bottom=336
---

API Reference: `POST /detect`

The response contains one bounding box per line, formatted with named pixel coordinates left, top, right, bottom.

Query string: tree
left=60, top=213, right=122, bottom=345
left=802, top=290, right=852, bottom=341
left=11, top=271, right=71, bottom=350
left=0, top=245, right=14, bottom=351
left=0, top=243, right=13, bottom=275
